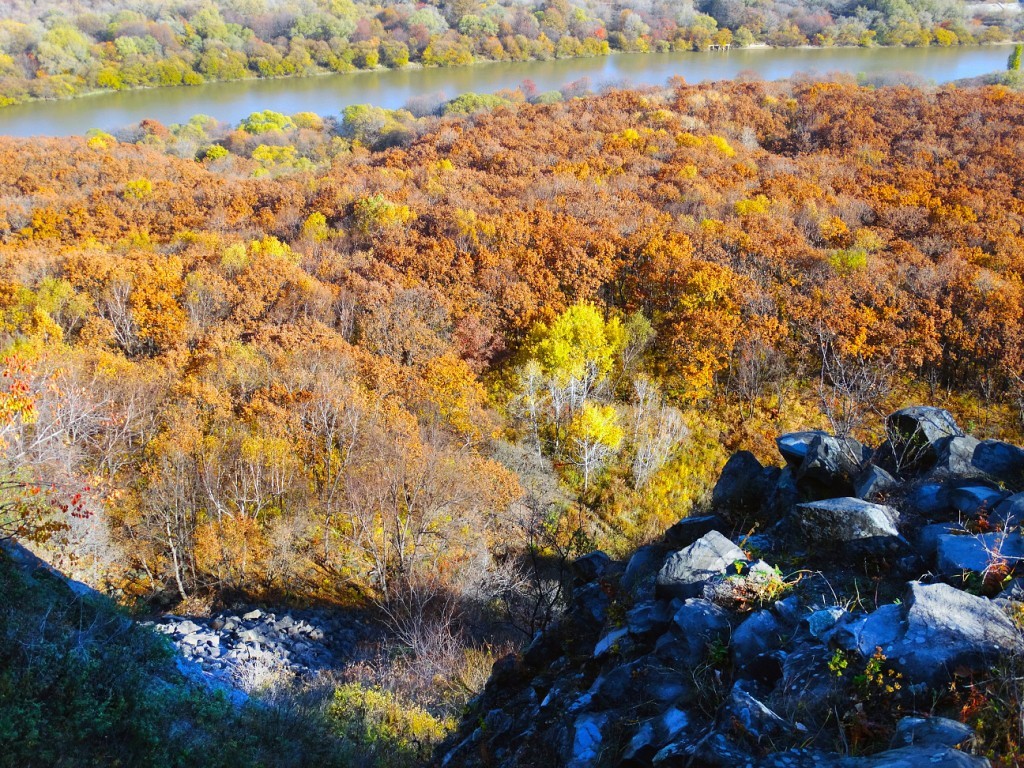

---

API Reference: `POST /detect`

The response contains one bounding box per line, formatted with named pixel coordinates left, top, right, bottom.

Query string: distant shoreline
left=2, top=39, right=1021, bottom=113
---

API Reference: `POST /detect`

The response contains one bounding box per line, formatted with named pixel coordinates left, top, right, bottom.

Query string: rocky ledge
left=145, top=607, right=365, bottom=691
left=437, top=406, right=1024, bottom=768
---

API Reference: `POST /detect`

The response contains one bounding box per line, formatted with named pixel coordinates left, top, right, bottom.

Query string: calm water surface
left=0, top=45, right=1013, bottom=137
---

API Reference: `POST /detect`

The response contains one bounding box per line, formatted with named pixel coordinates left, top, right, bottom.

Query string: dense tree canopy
left=3, top=76, right=1024, bottom=616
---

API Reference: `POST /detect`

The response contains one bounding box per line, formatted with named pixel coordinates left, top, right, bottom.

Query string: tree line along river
left=0, top=44, right=1016, bottom=138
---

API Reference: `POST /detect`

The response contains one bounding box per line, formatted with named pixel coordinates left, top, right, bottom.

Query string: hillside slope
left=0, top=540, right=352, bottom=768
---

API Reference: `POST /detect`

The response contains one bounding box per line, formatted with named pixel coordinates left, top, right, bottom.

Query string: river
left=0, top=44, right=1015, bottom=138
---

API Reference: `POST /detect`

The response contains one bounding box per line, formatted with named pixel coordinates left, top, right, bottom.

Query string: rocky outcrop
left=438, top=407, right=1021, bottom=768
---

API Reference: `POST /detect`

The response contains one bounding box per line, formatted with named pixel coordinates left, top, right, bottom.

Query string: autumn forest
left=4, top=74, right=1024, bottom=764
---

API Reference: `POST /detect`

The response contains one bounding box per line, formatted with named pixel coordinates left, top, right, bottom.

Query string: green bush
left=329, top=682, right=455, bottom=768
left=443, top=92, right=512, bottom=116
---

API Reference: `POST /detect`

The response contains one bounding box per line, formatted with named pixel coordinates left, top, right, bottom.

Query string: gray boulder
left=937, top=532, right=1024, bottom=578
left=732, top=609, right=788, bottom=671
left=712, top=451, right=771, bottom=517
left=806, top=607, right=847, bottom=639
left=664, top=514, right=727, bottom=549
left=571, top=582, right=610, bottom=630
left=622, top=707, right=691, bottom=766
left=886, top=406, right=964, bottom=471
left=932, top=435, right=982, bottom=476
left=950, top=485, right=1007, bottom=517
left=722, top=682, right=791, bottom=742
left=770, top=644, right=840, bottom=726
left=847, top=582, right=1021, bottom=686
left=777, top=431, right=830, bottom=470
left=791, top=497, right=905, bottom=556
left=593, top=627, right=630, bottom=659
left=796, top=434, right=872, bottom=500
left=915, top=521, right=967, bottom=564
left=656, top=531, right=747, bottom=600
left=892, top=716, right=973, bottom=749
left=655, top=598, right=731, bottom=667
left=625, top=600, right=672, bottom=639
left=905, top=481, right=955, bottom=517
left=572, top=551, right=613, bottom=585
left=994, top=492, right=1024, bottom=529
left=620, top=545, right=665, bottom=600
left=972, top=440, right=1024, bottom=489
left=854, top=465, right=898, bottom=501
left=566, top=712, right=609, bottom=768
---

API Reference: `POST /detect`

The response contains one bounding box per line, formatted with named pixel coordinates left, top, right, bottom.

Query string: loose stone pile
left=146, top=608, right=361, bottom=689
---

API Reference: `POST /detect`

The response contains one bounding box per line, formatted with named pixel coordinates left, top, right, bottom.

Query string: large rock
left=769, top=644, right=839, bottom=726
left=655, top=598, right=732, bottom=667
left=572, top=551, right=613, bottom=585
left=622, top=707, right=692, bottom=766
left=790, top=497, right=905, bottom=556
left=795, top=434, right=871, bottom=500
left=625, top=600, right=672, bottom=639
left=566, top=712, right=609, bottom=768
left=732, top=609, right=788, bottom=671
left=584, top=656, right=691, bottom=713
left=763, top=466, right=800, bottom=521
left=620, top=545, right=666, bottom=601
left=777, top=431, right=830, bottom=470
left=886, top=406, right=964, bottom=472
left=664, top=514, right=727, bottom=549
left=854, top=465, right=897, bottom=501
left=950, top=485, right=1007, bottom=517
left=915, top=521, right=967, bottom=564
left=656, top=531, right=746, bottom=600
left=892, top=716, right=973, bottom=749
left=972, top=440, right=1024, bottom=489
left=722, top=682, right=791, bottom=742
left=846, top=582, right=1021, bottom=686
left=994, top=493, right=1024, bottom=529
left=936, top=532, right=1024, bottom=578
left=712, top=451, right=772, bottom=518
left=932, top=435, right=982, bottom=477
left=570, top=582, right=610, bottom=632
left=905, top=481, right=955, bottom=517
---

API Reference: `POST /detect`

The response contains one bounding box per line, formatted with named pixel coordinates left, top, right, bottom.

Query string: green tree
left=443, top=92, right=511, bottom=115
left=241, top=110, right=296, bottom=134
left=36, top=26, right=92, bottom=75
left=381, top=40, right=410, bottom=67
left=1010, top=44, right=1023, bottom=72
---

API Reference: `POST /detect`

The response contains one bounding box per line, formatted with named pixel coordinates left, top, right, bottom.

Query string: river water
left=0, top=44, right=1014, bottom=138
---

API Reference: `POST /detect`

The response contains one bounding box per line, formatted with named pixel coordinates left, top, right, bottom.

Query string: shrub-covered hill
left=438, top=406, right=1024, bottom=768
left=0, top=540, right=357, bottom=768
